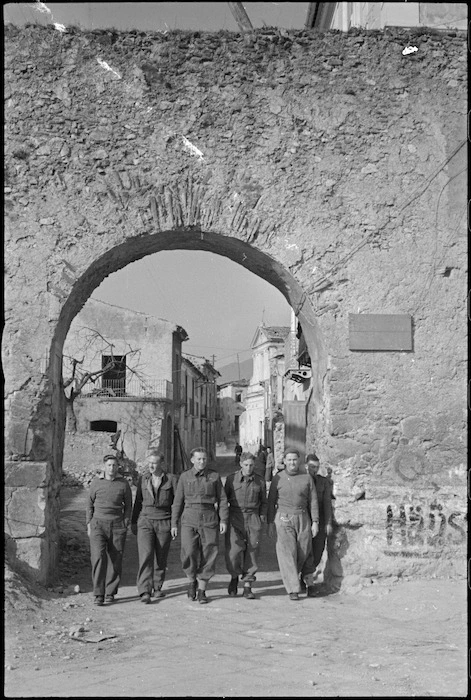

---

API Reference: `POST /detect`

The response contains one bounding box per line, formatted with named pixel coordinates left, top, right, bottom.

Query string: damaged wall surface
left=3, top=24, right=467, bottom=583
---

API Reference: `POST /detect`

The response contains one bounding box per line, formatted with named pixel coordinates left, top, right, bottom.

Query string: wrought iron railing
left=81, top=378, right=173, bottom=400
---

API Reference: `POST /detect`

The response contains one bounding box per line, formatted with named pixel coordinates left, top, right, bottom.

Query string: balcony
left=81, top=378, right=173, bottom=400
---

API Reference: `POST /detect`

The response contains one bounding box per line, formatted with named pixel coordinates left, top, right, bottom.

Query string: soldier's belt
left=231, top=508, right=258, bottom=513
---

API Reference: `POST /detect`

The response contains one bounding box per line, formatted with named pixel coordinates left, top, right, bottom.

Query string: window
left=235, top=392, right=242, bottom=402
left=102, top=355, right=126, bottom=395
left=90, top=420, right=118, bottom=432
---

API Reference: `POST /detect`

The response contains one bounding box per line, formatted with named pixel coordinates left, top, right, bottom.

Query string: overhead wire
left=309, top=139, right=467, bottom=293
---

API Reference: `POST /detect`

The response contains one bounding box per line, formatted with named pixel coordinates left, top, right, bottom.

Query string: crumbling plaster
left=4, top=24, right=467, bottom=582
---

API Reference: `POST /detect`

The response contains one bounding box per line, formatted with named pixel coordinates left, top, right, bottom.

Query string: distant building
left=239, top=325, right=290, bottom=455
left=281, top=310, right=314, bottom=464
left=235, top=313, right=315, bottom=467
left=311, top=2, right=467, bottom=31
left=216, top=379, right=249, bottom=450
left=61, top=299, right=216, bottom=473
left=176, top=354, right=219, bottom=467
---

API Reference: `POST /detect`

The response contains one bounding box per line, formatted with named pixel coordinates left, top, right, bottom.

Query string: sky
left=92, top=251, right=292, bottom=368
left=4, top=2, right=299, bottom=369
left=4, top=2, right=310, bottom=31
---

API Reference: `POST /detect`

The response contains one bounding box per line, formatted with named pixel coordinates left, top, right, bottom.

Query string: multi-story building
left=239, top=325, right=290, bottom=456
left=175, top=354, right=219, bottom=468
left=235, top=313, right=314, bottom=466
left=62, top=299, right=215, bottom=473
left=281, top=310, right=314, bottom=463
left=216, top=379, right=249, bottom=450
left=310, top=2, right=467, bottom=31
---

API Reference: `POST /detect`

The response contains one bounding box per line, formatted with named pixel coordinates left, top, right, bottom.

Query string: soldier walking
left=225, top=452, right=267, bottom=599
left=300, top=452, right=333, bottom=591
left=267, top=448, right=319, bottom=600
left=171, top=447, right=228, bottom=604
left=86, top=454, right=132, bottom=606
left=131, top=451, right=178, bottom=603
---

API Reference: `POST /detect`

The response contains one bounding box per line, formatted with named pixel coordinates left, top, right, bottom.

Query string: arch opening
left=48, top=229, right=327, bottom=480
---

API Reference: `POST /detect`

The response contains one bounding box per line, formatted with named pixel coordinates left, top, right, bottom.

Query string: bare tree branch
left=63, top=356, right=84, bottom=389
left=62, top=327, right=146, bottom=415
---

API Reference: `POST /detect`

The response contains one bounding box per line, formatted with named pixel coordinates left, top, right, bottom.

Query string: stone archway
left=7, top=212, right=327, bottom=583
left=51, top=226, right=327, bottom=469
left=5, top=25, right=466, bottom=585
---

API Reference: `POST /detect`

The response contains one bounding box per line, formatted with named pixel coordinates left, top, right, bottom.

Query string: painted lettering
left=385, top=503, right=466, bottom=557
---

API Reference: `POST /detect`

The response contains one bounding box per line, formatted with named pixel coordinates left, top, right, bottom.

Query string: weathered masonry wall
left=4, top=24, right=467, bottom=583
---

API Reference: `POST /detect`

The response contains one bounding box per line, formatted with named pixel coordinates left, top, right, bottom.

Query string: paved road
left=7, top=454, right=466, bottom=697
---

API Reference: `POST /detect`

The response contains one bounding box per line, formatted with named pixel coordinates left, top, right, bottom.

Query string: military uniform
left=171, top=467, right=229, bottom=583
left=224, top=471, right=267, bottom=583
left=131, top=471, right=179, bottom=596
left=310, top=473, right=333, bottom=569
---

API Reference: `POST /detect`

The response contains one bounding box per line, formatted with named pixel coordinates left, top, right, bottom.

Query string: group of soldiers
left=85, top=446, right=334, bottom=605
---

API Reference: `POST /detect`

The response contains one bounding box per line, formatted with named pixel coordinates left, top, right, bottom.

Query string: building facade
left=239, top=325, right=290, bottom=455
left=62, top=298, right=187, bottom=471
left=216, top=379, right=249, bottom=450
left=312, top=2, right=467, bottom=31
left=175, top=354, right=219, bottom=468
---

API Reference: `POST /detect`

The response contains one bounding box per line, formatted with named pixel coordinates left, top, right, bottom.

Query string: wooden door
left=282, top=400, right=307, bottom=463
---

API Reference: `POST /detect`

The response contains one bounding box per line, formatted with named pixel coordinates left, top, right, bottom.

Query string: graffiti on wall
left=393, top=450, right=442, bottom=482
left=384, top=502, right=466, bottom=557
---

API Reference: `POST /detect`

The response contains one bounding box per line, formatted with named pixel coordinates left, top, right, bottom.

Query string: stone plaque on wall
left=349, top=314, right=412, bottom=351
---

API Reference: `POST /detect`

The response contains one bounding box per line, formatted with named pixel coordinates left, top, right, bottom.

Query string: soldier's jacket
left=171, top=467, right=229, bottom=527
left=312, top=473, right=333, bottom=526
left=224, top=471, right=267, bottom=517
left=131, top=471, right=179, bottom=523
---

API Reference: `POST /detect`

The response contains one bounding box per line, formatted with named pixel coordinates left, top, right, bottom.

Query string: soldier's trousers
left=136, top=516, right=172, bottom=595
left=274, top=510, right=314, bottom=594
left=180, top=507, right=219, bottom=582
left=302, top=516, right=327, bottom=576
left=89, top=517, right=127, bottom=596
left=225, top=511, right=261, bottom=582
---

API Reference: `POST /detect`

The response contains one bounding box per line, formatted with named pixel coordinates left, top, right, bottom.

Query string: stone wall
left=66, top=397, right=167, bottom=463
left=5, top=461, right=59, bottom=581
left=4, top=24, right=467, bottom=582
left=62, top=431, right=111, bottom=476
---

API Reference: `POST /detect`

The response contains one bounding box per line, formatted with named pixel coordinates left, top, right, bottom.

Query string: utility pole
left=211, top=354, right=216, bottom=368
left=227, top=2, right=253, bottom=32
left=237, top=353, right=240, bottom=380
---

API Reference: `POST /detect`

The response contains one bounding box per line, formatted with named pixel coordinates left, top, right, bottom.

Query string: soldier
left=225, top=452, right=267, bottom=599
left=86, top=454, right=132, bottom=606
left=300, top=452, right=333, bottom=591
left=264, top=446, right=275, bottom=483
left=171, top=447, right=228, bottom=604
left=131, top=451, right=178, bottom=604
left=234, top=442, right=242, bottom=466
left=267, top=448, right=319, bottom=600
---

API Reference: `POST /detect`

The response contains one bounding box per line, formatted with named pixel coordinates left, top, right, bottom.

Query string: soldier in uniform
left=131, top=451, right=178, bottom=603
left=171, top=447, right=228, bottom=604
left=224, top=452, right=267, bottom=599
left=300, top=452, right=333, bottom=591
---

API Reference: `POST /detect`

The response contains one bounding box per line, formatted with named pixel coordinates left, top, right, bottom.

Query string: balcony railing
left=81, top=378, right=173, bottom=400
